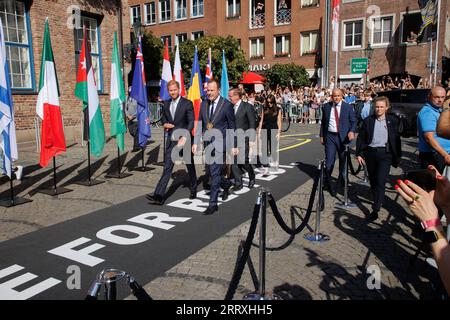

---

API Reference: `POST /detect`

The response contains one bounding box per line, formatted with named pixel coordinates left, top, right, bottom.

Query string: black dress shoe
left=366, top=211, right=379, bottom=222
left=189, top=190, right=197, bottom=199
left=203, top=205, right=218, bottom=215
left=132, top=147, right=140, bottom=153
left=146, top=193, right=156, bottom=201
left=248, top=179, right=255, bottom=189
left=232, top=184, right=243, bottom=192
left=222, top=188, right=230, bottom=201
left=148, top=194, right=164, bottom=205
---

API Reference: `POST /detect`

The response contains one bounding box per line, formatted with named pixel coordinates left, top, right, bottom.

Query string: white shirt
left=210, top=95, right=221, bottom=117
left=170, top=96, right=181, bottom=119
left=328, top=101, right=342, bottom=133
left=234, top=99, right=242, bottom=114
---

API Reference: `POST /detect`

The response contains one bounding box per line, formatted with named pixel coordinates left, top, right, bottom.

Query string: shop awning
left=240, top=71, right=266, bottom=84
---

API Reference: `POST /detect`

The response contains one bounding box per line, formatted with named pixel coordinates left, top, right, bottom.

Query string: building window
left=301, top=0, right=319, bottom=7
left=371, top=16, right=393, bottom=45
left=144, top=2, right=156, bottom=24
left=175, top=0, right=187, bottom=20
left=343, top=20, right=363, bottom=48
left=251, top=0, right=265, bottom=28
left=176, top=33, right=187, bottom=46
left=0, top=1, right=35, bottom=91
left=191, top=31, right=204, bottom=40
left=250, top=37, right=264, bottom=59
left=401, top=12, right=422, bottom=43
left=159, top=0, right=171, bottom=22
left=227, top=0, right=241, bottom=18
left=191, top=0, right=204, bottom=18
left=161, top=35, right=172, bottom=51
left=274, top=34, right=290, bottom=57
left=275, top=0, right=291, bottom=25
left=130, top=5, right=141, bottom=25
left=75, top=16, right=103, bottom=92
left=301, top=31, right=318, bottom=55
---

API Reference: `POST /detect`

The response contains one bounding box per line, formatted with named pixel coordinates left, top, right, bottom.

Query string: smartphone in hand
left=405, top=169, right=436, bottom=192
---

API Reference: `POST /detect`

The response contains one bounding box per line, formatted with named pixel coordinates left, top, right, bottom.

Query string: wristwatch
left=423, top=230, right=446, bottom=244
left=421, top=218, right=441, bottom=230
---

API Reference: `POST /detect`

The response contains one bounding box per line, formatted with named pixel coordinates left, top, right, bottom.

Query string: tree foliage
left=178, top=35, right=248, bottom=87
left=264, top=63, right=311, bottom=89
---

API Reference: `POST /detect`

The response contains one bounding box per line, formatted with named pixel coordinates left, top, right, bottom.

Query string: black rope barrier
left=347, top=148, right=363, bottom=176
left=224, top=201, right=261, bottom=301
left=266, top=170, right=320, bottom=236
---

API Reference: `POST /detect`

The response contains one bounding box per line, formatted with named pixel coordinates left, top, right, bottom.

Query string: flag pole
left=433, top=0, right=441, bottom=86
left=0, top=164, right=32, bottom=207
left=37, top=157, right=73, bottom=196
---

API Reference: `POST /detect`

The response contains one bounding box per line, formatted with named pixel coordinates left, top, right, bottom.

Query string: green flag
left=110, top=32, right=127, bottom=152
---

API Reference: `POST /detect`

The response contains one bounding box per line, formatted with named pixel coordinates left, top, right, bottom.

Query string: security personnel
left=356, top=96, right=402, bottom=221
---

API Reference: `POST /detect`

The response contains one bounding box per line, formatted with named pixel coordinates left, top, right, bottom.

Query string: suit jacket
left=234, top=101, right=256, bottom=143
left=320, top=101, right=357, bottom=143
left=356, top=114, right=402, bottom=167
left=162, top=97, right=194, bottom=142
left=196, top=97, right=236, bottom=152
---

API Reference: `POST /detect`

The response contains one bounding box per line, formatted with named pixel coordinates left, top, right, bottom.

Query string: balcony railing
left=275, top=9, right=291, bottom=25
left=250, top=13, right=265, bottom=28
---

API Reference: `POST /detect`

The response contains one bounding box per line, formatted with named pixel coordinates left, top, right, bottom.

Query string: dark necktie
left=210, top=101, right=215, bottom=120
left=334, top=104, right=340, bottom=132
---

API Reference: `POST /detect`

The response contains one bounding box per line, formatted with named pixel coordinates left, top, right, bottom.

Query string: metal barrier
left=335, top=145, right=358, bottom=210
left=85, top=268, right=152, bottom=300
left=304, top=159, right=330, bottom=242
left=243, top=188, right=282, bottom=300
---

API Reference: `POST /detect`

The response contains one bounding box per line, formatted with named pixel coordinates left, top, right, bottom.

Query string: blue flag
left=0, top=17, right=18, bottom=178
left=130, top=37, right=151, bottom=148
left=220, top=50, right=229, bottom=98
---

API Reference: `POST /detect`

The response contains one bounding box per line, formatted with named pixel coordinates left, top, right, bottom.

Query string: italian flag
left=74, top=27, right=105, bottom=157
left=36, top=19, right=66, bottom=168
left=110, top=32, right=126, bottom=153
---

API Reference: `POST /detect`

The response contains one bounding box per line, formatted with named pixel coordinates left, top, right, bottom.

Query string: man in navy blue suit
left=147, top=80, right=197, bottom=204
left=192, top=79, right=237, bottom=215
left=320, top=88, right=357, bottom=182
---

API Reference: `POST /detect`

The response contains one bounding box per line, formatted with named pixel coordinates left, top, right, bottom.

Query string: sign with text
left=351, top=58, right=368, bottom=74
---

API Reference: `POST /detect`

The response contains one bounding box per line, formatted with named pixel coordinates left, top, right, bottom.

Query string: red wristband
left=421, top=218, right=441, bottom=230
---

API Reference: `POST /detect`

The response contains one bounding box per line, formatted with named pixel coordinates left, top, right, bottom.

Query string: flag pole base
left=74, top=179, right=105, bottom=187
left=0, top=197, right=32, bottom=208
left=37, top=187, right=73, bottom=196
left=105, top=172, right=133, bottom=179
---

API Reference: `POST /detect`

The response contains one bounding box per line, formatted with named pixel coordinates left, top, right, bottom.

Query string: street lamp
left=364, top=42, right=374, bottom=87
left=132, top=18, right=143, bottom=44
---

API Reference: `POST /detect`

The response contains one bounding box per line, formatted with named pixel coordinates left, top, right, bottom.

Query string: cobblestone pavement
left=128, top=129, right=438, bottom=300
left=0, top=123, right=437, bottom=300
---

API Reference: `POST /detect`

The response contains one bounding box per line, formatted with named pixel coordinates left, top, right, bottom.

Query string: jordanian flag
left=74, top=27, right=105, bottom=157
left=36, top=19, right=66, bottom=168
left=110, top=32, right=126, bottom=152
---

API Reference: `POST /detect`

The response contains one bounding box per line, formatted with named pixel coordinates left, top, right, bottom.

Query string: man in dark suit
left=228, top=88, right=256, bottom=190
left=192, top=79, right=237, bottom=215
left=147, top=80, right=197, bottom=205
left=320, top=88, right=357, bottom=181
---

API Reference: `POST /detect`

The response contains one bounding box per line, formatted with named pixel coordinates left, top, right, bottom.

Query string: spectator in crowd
left=344, top=89, right=357, bottom=105
left=417, top=86, right=450, bottom=173
left=396, top=166, right=450, bottom=295
left=254, top=2, right=265, bottom=27
left=356, top=96, right=402, bottom=221
left=355, top=89, right=374, bottom=130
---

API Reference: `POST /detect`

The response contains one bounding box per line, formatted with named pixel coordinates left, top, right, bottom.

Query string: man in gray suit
left=228, top=88, right=256, bottom=190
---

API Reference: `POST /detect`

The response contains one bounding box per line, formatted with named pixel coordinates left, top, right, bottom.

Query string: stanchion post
left=304, top=160, right=330, bottom=242
left=259, top=189, right=267, bottom=297
left=335, top=145, right=358, bottom=210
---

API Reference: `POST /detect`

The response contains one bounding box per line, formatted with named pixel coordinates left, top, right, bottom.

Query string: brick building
left=4, top=0, right=130, bottom=143
left=329, top=0, right=450, bottom=87
left=127, top=0, right=325, bottom=79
